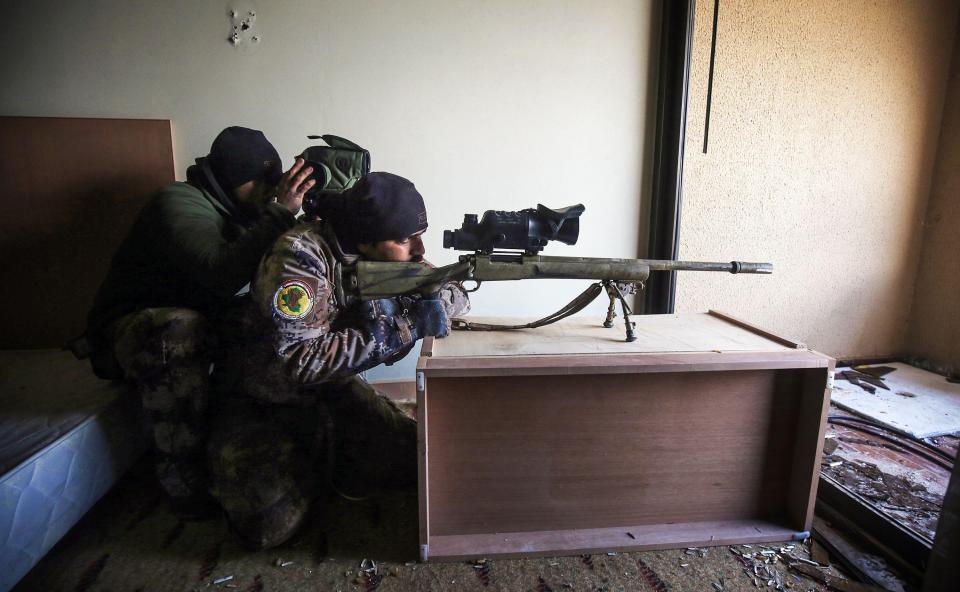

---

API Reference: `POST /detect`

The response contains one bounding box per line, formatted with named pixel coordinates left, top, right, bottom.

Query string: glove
left=407, top=297, right=449, bottom=339
left=350, top=297, right=448, bottom=374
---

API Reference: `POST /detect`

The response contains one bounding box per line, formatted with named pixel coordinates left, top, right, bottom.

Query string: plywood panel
left=428, top=519, right=799, bottom=561
left=786, top=367, right=832, bottom=531
left=419, top=312, right=833, bottom=560
left=0, top=116, right=174, bottom=348
left=436, top=313, right=795, bottom=358
left=421, top=350, right=829, bottom=378
left=426, top=370, right=804, bottom=537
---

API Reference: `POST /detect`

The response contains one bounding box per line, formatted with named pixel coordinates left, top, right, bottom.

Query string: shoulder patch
left=273, top=279, right=315, bottom=320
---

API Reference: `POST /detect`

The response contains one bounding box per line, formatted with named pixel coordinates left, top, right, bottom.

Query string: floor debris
left=822, top=404, right=955, bottom=543
left=810, top=540, right=831, bottom=566
left=812, top=518, right=906, bottom=592
left=822, top=455, right=942, bottom=539
left=853, top=366, right=897, bottom=379
left=728, top=543, right=823, bottom=591
left=360, top=558, right=377, bottom=575
left=13, top=447, right=926, bottom=592
left=471, top=560, right=491, bottom=586
left=832, top=362, right=960, bottom=438
left=835, top=369, right=889, bottom=394
left=788, top=561, right=886, bottom=592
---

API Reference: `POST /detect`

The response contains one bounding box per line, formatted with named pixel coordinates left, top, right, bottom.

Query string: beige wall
left=0, top=0, right=654, bottom=378
left=908, top=30, right=960, bottom=373
left=675, top=0, right=959, bottom=360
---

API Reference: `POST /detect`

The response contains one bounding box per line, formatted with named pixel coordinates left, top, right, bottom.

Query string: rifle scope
left=443, top=204, right=584, bottom=255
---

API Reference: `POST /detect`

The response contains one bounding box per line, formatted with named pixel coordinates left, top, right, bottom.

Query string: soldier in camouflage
left=86, top=127, right=317, bottom=517
left=209, top=172, right=469, bottom=549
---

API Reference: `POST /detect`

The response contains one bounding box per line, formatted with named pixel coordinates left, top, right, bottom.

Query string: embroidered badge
left=273, top=279, right=315, bottom=320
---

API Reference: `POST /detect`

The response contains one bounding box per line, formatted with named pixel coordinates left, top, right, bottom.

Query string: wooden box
left=415, top=311, right=833, bottom=561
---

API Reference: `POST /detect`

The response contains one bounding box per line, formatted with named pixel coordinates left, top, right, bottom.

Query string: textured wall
left=675, top=0, right=959, bottom=359
left=907, top=31, right=960, bottom=373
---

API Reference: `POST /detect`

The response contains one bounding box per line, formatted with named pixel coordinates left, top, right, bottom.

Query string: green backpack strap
left=319, top=134, right=365, bottom=152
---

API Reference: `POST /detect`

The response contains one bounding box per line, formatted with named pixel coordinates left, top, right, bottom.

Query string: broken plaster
left=227, top=0, right=261, bottom=53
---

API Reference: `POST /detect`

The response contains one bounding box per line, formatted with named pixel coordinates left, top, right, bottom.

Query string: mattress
left=0, top=350, right=144, bottom=592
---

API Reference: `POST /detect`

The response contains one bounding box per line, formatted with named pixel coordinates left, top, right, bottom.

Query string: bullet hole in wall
left=227, top=1, right=260, bottom=52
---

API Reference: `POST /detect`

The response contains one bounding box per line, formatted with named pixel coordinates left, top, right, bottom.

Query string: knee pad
left=208, top=423, right=314, bottom=549
left=226, top=489, right=310, bottom=550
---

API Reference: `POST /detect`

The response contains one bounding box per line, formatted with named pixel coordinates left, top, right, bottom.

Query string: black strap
left=451, top=282, right=604, bottom=332
left=198, top=157, right=242, bottom=221
left=321, top=134, right=366, bottom=151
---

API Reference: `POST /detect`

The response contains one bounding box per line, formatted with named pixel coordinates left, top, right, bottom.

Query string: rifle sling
left=450, top=281, right=604, bottom=332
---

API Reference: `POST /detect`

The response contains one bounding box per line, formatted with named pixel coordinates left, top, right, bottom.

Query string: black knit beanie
left=207, top=126, right=283, bottom=190
left=332, top=172, right=428, bottom=252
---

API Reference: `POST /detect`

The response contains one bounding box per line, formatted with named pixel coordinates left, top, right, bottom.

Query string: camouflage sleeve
left=252, top=228, right=417, bottom=385
left=417, top=259, right=471, bottom=325
left=437, top=281, right=471, bottom=321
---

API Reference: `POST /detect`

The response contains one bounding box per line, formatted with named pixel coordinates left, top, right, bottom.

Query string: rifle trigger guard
left=462, top=279, right=482, bottom=293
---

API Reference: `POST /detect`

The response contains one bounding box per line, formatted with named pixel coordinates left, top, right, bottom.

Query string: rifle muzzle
left=730, top=261, right=773, bottom=274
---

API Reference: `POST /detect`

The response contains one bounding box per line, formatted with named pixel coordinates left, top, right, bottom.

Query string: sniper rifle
left=343, top=204, right=772, bottom=342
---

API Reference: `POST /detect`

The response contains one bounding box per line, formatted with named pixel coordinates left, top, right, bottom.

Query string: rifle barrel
left=643, top=260, right=772, bottom=274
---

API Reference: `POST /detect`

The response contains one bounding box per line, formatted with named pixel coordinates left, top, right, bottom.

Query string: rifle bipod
left=602, top=280, right=641, bottom=342
left=450, top=279, right=643, bottom=342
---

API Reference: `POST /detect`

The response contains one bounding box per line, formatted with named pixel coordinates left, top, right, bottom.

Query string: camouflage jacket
left=223, top=221, right=470, bottom=404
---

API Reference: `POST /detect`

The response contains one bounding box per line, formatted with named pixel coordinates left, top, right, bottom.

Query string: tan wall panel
left=675, top=1, right=958, bottom=359
left=0, top=117, right=174, bottom=349
left=908, top=31, right=960, bottom=373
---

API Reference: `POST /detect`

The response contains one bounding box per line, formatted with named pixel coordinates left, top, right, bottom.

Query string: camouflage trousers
left=207, top=377, right=416, bottom=550
left=110, top=308, right=213, bottom=510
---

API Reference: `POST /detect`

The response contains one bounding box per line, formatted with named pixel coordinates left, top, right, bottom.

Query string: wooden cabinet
left=416, top=311, right=833, bottom=561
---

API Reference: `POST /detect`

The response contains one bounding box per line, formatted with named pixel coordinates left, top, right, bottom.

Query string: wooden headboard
left=0, top=116, right=175, bottom=349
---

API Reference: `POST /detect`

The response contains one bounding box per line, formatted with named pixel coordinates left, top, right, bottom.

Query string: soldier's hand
left=409, top=298, right=449, bottom=339
left=275, top=157, right=316, bottom=214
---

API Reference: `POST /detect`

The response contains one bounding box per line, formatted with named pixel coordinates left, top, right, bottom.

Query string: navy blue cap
left=338, top=172, right=428, bottom=247
left=208, top=126, right=283, bottom=190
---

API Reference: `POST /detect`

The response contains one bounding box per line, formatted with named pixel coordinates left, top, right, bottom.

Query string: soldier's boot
left=325, top=377, right=417, bottom=500
left=112, top=308, right=216, bottom=516
left=207, top=417, right=319, bottom=550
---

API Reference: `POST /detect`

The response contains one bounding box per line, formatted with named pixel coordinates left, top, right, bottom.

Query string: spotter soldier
left=85, top=127, right=316, bottom=516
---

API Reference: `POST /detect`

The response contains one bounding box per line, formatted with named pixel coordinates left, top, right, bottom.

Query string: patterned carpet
left=13, top=457, right=844, bottom=592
